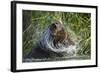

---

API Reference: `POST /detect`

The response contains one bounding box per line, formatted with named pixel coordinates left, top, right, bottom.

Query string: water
left=23, top=26, right=90, bottom=62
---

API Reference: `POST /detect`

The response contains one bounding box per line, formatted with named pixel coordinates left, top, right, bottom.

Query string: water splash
left=39, top=27, right=79, bottom=56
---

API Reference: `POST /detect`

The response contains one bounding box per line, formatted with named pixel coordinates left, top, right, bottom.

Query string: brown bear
left=24, top=21, right=77, bottom=62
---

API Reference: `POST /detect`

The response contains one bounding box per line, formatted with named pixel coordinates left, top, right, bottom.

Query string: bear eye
left=55, top=22, right=58, bottom=24
left=55, top=22, right=59, bottom=24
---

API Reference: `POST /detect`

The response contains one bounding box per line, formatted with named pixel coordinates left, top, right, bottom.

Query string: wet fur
left=25, top=21, right=76, bottom=59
